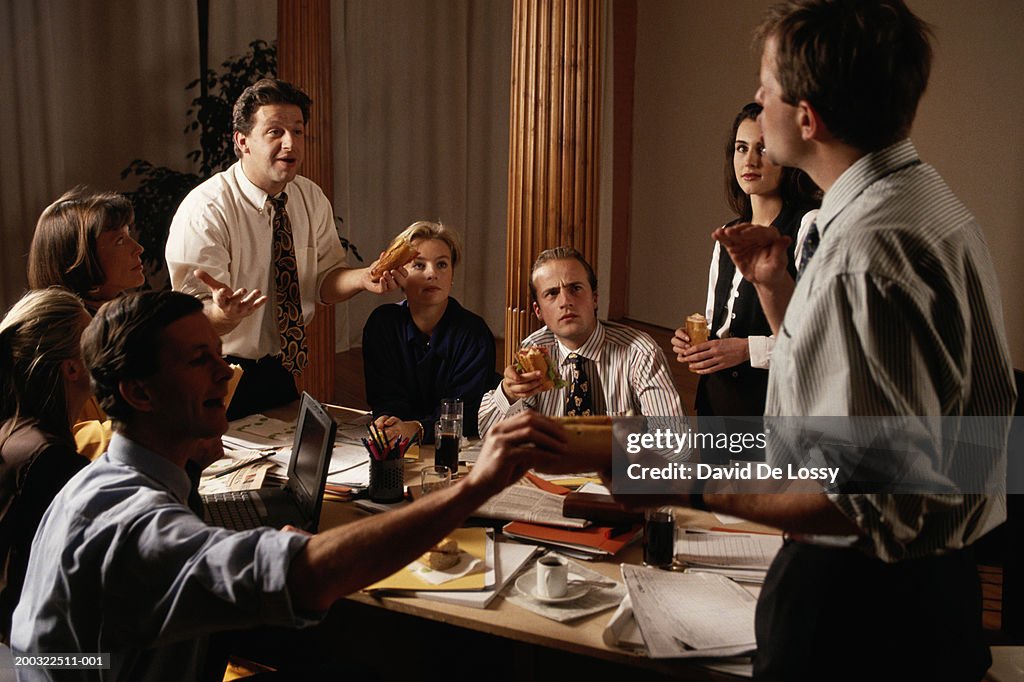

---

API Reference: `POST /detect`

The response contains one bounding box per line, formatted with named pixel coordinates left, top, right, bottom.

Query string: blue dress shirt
left=11, top=434, right=319, bottom=681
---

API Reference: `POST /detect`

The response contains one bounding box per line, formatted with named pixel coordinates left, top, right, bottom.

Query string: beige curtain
left=0, top=0, right=276, bottom=311
left=331, top=0, right=513, bottom=349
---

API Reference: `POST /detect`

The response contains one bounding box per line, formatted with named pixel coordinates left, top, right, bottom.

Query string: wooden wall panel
left=277, top=0, right=336, bottom=402
left=505, top=0, right=603, bottom=364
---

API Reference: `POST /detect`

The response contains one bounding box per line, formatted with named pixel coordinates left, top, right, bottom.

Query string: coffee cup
left=536, top=554, right=569, bottom=598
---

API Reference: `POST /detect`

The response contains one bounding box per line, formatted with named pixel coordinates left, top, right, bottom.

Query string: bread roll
left=420, top=537, right=460, bottom=570
left=370, top=239, right=419, bottom=279
left=555, top=416, right=612, bottom=458
left=685, top=313, right=709, bottom=345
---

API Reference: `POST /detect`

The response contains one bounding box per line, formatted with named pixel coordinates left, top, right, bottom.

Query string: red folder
left=502, top=520, right=642, bottom=556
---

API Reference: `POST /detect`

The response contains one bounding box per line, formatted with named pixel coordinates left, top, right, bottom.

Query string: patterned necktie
left=268, top=193, right=308, bottom=374
left=796, top=221, right=820, bottom=282
left=564, top=353, right=594, bottom=417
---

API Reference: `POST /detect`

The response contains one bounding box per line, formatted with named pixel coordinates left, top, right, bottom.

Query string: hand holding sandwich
left=501, top=346, right=567, bottom=403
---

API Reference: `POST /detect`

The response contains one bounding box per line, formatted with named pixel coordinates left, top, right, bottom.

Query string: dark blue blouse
left=362, top=297, right=498, bottom=441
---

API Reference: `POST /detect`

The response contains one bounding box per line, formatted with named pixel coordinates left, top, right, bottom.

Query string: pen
left=211, top=450, right=277, bottom=478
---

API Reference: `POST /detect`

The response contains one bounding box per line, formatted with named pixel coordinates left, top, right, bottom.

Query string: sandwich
left=514, top=346, right=566, bottom=391
left=555, top=415, right=613, bottom=459
left=370, top=237, right=419, bottom=280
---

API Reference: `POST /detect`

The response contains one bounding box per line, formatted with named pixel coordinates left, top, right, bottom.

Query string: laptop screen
left=286, top=393, right=337, bottom=528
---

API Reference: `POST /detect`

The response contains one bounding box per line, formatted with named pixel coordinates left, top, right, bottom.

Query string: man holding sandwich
left=167, top=79, right=414, bottom=420
left=478, top=247, right=686, bottom=437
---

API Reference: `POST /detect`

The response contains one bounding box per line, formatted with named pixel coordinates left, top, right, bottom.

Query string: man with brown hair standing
left=167, top=78, right=404, bottom=419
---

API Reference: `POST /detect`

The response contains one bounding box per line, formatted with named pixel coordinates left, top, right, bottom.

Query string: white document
left=621, top=565, right=756, bottom=658
left=473, top=483, right=588, bottom=528
left=326, top=443, right=371, bottom=487
left=676, top=530, right=782, bottom=570
left=223, top=414, right=295, bottom=449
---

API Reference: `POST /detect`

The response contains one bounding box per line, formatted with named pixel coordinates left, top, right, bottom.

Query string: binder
left=502, top=520, right=641, bottom=556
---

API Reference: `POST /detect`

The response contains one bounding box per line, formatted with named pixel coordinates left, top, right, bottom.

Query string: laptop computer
left=203, top=392, right=337, bottom=532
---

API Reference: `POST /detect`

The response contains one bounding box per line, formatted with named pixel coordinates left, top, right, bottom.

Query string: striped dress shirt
left=478, top=320, right=686, bottom=437
left=768, top=139, right=1016, bottom=561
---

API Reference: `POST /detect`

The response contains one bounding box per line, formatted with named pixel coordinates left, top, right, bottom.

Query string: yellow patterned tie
left=268, top=193, right=308, bottom=374
left=564, top=353, right=594, bottom=417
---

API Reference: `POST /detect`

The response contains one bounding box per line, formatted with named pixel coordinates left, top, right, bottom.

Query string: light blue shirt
left=11, top=434, right=318, bottom=681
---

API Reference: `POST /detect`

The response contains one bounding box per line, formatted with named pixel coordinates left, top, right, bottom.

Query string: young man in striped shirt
left=699, top=1, right=1015, bottom=679
left=477, top=247, right=686, bottom=438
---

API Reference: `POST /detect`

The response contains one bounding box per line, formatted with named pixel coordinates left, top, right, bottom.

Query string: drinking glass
left=420, top=465, right=452, bottom=495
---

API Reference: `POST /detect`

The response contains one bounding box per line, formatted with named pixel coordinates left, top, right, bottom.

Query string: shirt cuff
left=748, top=335, right=774, bottom=369
left=492, top=384, right=529, bottom=416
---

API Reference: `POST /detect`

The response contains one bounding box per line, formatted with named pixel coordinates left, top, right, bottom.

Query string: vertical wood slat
left=276, top=0, right=336, bottom=402
left=505, top=0, right=602, bottom=366
left=608, top=0, right=637, bottom=320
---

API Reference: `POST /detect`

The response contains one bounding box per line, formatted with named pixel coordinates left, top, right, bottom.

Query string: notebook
left=203, top=392, right=337, bottom=532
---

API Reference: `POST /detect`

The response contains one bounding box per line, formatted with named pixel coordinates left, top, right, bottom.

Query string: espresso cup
left=535, top=554, right=569, bottom=598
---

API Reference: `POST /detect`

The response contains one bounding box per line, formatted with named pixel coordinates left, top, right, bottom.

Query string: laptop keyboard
left=204, top=491, right=267, bottom=531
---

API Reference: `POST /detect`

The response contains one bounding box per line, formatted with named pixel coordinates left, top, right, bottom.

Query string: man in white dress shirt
left=166, top=78, right=403, bottom=418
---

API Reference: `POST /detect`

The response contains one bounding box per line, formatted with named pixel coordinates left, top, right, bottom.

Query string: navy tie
left=564, top=353, right=594, bottom=417
left=797, top=221, right=820, bottom=282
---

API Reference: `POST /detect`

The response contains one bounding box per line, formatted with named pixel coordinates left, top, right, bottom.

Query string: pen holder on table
left=369, top=457, right=404, bottom=503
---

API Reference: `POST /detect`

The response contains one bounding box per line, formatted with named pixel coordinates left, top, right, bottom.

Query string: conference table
left=271, top=402, right=773, bottom=680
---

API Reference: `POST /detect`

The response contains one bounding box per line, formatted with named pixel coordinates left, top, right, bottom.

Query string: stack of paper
left=473, top=483, right=588, bottom=528
left=620, top=565, right=757, bottom=659
left=674, top=530, right=782, bottom=584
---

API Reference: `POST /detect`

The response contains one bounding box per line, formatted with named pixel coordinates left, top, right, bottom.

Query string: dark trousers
left=225, top=355, right=300, bottom=421
left=754, top=540, right=990, bottom=681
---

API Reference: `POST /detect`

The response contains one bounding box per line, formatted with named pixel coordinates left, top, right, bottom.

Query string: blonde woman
left=362, top=221, right=497, bottom=443
left=0, top=288, right=92, bottom=642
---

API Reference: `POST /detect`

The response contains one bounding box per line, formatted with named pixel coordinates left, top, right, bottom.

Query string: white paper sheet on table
left=604, top=595, right=754, bottom=677
left=621, top=565, right=756, bottom=658
left=223, top=414, right=295, bottom=450
left=676, top=529, right=782, bottom=570
left=325, top=442, right=371, bottom=487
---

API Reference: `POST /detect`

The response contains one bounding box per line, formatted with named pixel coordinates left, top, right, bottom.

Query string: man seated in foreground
left=478, top=247, right=686, bottom=442
left=11, top=291, right=566, bottom=681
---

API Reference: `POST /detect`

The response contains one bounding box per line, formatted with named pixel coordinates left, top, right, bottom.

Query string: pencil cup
left=369, top=457, right=404, bottom=503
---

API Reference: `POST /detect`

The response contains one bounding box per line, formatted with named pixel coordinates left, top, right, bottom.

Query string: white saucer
left=515, top=574, right=591, bottom=604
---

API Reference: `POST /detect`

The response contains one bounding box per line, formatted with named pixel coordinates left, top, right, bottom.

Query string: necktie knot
left=268, top=192, right=288, bottom=211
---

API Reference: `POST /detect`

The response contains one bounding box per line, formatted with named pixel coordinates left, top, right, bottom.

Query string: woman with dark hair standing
left=672, top=103, right=819, bottom=462
left=0, top=288, right=92, bottom=642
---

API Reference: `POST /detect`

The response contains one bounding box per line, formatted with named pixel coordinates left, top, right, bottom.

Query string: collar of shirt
left=106, top=433, right=193, bottom=505
left=556, top=320, right=605, bottom=367
left=400, top=298, right=459, bottom=347
left=815, top=139, right=920, bottom=239
left=231, top=161, right=281, bottom=216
